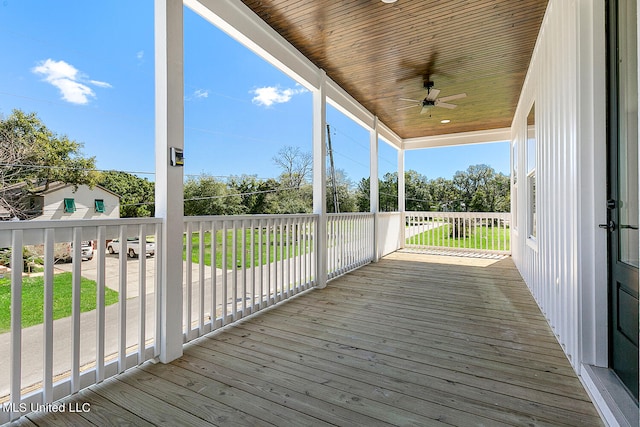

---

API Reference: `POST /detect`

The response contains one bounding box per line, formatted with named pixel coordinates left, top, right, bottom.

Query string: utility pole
left=326, top=124, right=339, bottom=213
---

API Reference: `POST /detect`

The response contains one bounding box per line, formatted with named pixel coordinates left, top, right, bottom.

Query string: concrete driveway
left=54, top=253, right=157, bottom=298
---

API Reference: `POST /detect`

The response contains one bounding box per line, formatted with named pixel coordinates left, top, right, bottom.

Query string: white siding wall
left=511, top=0, right=609, bottom=373
left=39, top=185, right=120, bottom=220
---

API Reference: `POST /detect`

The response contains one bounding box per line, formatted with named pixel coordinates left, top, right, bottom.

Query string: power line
left=327, top=121, right=397, bottom=168
left=0, top=162, right=156, bottom=176
left=326, top=121, right=370, bottom=152
left=0, top=163, right=277, bottom=181
left=184, top=185, right=302, bottom=203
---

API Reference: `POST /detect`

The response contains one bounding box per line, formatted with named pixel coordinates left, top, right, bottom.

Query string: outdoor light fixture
left=441, top=119, right=451, bottom=124
left=381, top=0, right=397, bottom=3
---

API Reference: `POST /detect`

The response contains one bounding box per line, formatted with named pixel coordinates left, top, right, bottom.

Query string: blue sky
left=0, top=1, right=509, bottom=185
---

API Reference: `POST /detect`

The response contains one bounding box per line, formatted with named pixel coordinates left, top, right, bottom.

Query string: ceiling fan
left=398, top=81, right=467, bottom=115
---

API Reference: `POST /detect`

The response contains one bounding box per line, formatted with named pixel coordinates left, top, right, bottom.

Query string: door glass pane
left=618, top=0, right=639, bottom=267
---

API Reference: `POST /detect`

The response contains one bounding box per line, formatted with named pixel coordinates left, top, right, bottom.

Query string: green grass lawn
left=184, top=228, right=311, bottom=269
left=0, top=273, right=119, bottom=333
left=406, top=224, right=510, bottom=251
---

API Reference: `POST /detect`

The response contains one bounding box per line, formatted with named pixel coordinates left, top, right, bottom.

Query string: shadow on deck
left=8, top=252, right=603, bottom=426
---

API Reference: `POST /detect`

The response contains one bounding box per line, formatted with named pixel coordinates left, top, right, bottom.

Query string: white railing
left=405, top=212, right=511, bottom=255
left=327, top=213, right=375, bottom=279
left=182, top=214, right=317, bottom=343
left=0, top=218, right=161, bottom=423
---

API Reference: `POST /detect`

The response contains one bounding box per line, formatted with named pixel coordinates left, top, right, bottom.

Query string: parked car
left=107, top=238, right=155, bottom=258
left=54, top=240, right=94, bottom=262
left=78, top=240, right=94, bottom=261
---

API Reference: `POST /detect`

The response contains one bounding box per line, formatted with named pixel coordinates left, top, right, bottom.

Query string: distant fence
left=405, top=212, right=511, bottom=255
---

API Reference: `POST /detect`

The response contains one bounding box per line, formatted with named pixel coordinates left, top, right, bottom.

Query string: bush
left=0, top=247, right=43, bottom=273
left=0, top=248, right=10, bottom=267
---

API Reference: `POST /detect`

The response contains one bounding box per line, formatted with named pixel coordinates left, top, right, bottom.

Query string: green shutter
left=95, top=199, right=105, bottom=213
left=64, top=198, right=76, bottom=213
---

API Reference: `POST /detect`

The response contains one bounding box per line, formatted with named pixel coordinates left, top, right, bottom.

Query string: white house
left=27, top=182, right=120, bottom=220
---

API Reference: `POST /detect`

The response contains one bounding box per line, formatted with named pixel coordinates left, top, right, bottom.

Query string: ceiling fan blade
left=438, top=93, right=467, bottom=103
left=399, top=98, right=421, bottom=103
left=396, top=104, right=419, bottom=111
left=420, top=105, right=431, bottom=115
left=435, top=101, right=457, bottom=109
left=425, top=88, right=440, bottom=101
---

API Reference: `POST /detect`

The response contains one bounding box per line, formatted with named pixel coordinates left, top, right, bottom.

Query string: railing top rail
left=327, top=212, right=375, bottom=218
left=377, top=211, right=402, bottom=217
left=184, top=213, right=318, bottom=222
left=0, top=217, right=162, bottom=231
left=406, top=211, right=511, bottom=217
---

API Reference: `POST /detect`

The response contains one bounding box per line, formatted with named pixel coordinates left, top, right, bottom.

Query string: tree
left=452, top=164, right=510, bottom=212
left=272, top=145, right=312, bottom=189
left=355, top=177, right=371, bottom=212
left=326, top=169, right=356, bottom=213
left=427, top=177, right=460, bottom=211
left=404, top=170, right=432, bottom=211
left=491, top=173, right=511, bottom=212
left=98, top=171, right=155, bottom=217
left=0, top=109, right=99, bottom=219
left=227, top=174, right=281, bottom=214
left=184, top=175, right=239, bottom=216
left=379, top=172, right=398, bottom=212
left=268, top=184, right=313, bottom=214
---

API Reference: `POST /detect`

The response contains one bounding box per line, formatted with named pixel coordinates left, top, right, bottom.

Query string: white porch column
left=313, top=70, right=328, bottom=288
left=370, top=117, right=379, bottom=261
left=398, top=148, right=406, bottom=249
left=155, top=0, right=184, bottom=363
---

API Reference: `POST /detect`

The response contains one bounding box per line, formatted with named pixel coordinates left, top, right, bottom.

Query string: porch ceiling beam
left=402, top=127, right=512, bottom=150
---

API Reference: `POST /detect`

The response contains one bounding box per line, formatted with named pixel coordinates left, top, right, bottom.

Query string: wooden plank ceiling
left=240, top=0, right=549, bottom=140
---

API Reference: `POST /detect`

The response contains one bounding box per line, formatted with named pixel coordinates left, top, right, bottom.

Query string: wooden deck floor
left=9, top=252, right=603, bottom=426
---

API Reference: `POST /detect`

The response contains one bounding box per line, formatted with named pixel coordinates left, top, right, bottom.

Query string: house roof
left=239, top=0, right=549, bottom=140
left=5, top=181, right=121, bottom=199
left=29, top=182, right=121, bottom=199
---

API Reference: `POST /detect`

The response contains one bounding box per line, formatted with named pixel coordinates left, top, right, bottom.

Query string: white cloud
left=32, top=59, right=111, bottom=105
left=251, top=85, right=307, bottom=107
left=194, top=89, right=209, bottom=99
left=185, top=89, right=210, bottom=101
left=48, top=79, right=95, bottom=105
left=89, top=80, right=112, bottom=88
left=136, top=50, right=144, bottom=60
left=33, top=59, right=78, bottom=81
